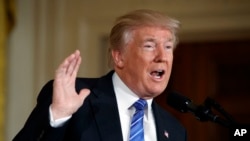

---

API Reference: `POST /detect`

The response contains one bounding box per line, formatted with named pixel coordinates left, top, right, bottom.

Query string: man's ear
left=111, top=50, right=124, bottom=68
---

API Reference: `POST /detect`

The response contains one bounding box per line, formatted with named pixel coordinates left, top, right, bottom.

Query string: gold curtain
left=0, top=0, right=15, bottom=140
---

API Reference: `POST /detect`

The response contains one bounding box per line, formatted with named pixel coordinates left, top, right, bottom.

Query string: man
left=13, top=9, right=186, bottom=141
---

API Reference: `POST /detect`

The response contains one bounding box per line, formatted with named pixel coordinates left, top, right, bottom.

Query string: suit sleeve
left=13, top=80, right=68, bottom=141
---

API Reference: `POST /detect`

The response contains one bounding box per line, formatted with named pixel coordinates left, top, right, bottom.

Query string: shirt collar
left=112, top=72, right=153, bottom=116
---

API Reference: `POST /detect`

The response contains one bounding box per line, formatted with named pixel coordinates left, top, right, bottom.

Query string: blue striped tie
left=130, top=99, right=147, bottom=141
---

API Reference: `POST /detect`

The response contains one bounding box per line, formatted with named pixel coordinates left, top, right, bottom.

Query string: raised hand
left=51, top=50, right=90, bottom=120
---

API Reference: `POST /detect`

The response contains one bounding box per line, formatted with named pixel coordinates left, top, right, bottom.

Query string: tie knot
left=134, top=99, right=147, bottom=111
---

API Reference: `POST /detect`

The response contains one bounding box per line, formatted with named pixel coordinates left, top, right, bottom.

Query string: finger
left=55, top=51, right=78, bottom=78
left=79, top=88, right=91, bottom=102
left=71, top=54, right=81, bottom=79
left=65, top=50, right=81, bottom=76
left=66, top=57, right=77, bottom=76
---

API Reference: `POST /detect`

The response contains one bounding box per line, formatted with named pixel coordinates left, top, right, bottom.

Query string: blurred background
left=1, top=0, right=250, bottom=140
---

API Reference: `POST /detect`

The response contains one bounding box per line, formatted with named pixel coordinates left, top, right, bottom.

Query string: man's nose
left=154, top=46, right=168, bottom=62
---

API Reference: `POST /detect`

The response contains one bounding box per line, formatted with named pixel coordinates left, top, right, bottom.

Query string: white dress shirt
left=113, top=73, right=157, bottom=141
left=49, top=72, right=157, bottom=141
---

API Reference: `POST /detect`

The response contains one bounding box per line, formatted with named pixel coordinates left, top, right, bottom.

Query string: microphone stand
left=195, top=97, right=238, bottom=129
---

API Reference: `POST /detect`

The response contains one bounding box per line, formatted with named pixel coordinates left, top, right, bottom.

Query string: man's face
left=113, top=26, right=174, bottom=99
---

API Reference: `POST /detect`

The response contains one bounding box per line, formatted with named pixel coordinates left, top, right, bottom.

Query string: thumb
left=79, top=88, right=90, bottom=102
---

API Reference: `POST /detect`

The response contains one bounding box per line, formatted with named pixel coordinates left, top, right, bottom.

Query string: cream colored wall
left=6, top=0, right=35, bottom=140
left=6, top=0, right=250, bottom=140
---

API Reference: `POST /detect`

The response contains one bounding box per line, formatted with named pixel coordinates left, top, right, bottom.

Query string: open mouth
left=150, top=69, right=165, bottom=79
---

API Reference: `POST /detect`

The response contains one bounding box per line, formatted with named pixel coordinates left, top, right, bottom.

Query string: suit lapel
left=90, top=71, right=123, bottom=141
left=152, top=101, right=170, bottom=141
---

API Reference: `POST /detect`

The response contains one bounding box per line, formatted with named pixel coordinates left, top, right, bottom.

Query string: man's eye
left=144, top=43, right=156, bottom=48
left=143, top=45, right=155, bottom=51
left=145, top=45, right=152, bottom=48
left=166, top=46, right=173, bottom=49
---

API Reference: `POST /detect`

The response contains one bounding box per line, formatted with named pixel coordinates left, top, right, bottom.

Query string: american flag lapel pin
left=164, top=130, right=169, bottom=139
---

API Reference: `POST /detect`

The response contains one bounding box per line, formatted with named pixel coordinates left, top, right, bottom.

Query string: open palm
left=51, top=50, right=90, bottom=120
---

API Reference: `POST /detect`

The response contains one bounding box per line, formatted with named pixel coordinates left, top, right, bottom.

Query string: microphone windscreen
left=166, top=92, right=191, bottom=113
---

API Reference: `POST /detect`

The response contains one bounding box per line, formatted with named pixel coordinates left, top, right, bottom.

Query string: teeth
left=156, top=70, right=164, bottom=76
left=151, top=70, right=164, bottom=78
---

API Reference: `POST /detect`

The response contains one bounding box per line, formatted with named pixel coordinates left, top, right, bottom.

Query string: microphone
left=166, top=92, right=222, bottom=122
left=166, top=91, right=197, bottom=113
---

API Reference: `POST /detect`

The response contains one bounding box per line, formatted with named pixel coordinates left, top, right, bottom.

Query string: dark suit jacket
left=13, top=71, right=186, bottom=141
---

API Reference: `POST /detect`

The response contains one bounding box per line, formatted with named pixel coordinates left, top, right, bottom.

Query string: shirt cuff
left=49, top=105, right=72, bottom=128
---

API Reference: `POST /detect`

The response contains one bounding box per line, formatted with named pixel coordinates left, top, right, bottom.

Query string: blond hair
left=108, top=9, right=180, bottom=68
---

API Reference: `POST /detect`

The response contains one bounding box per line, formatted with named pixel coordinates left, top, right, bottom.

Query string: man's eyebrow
left=143, top=38, right=156, bottom=42
left=143, top=38, right=173, bottom=44
left=167, top=38, right=173, bottom=42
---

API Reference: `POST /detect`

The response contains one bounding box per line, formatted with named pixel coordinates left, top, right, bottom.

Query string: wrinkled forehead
left=126, top=25, right=175, bottom=42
